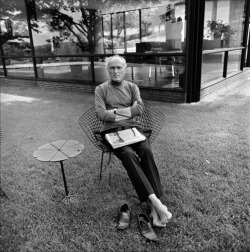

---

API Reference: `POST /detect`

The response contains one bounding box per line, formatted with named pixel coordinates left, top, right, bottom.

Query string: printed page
left=105, top=128, right=146, bottom=149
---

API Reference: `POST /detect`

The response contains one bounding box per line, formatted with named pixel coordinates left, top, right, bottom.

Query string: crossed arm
left=95, top=86, right=144, bottom=123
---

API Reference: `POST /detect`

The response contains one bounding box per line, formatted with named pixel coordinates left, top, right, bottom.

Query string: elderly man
left=95, top=55, right=172, bottom=230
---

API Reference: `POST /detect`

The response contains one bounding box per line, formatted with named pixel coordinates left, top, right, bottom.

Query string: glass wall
left=201, top=0, right=246, bottom=87
left=101, top=0, right=186, bottom=88
left=0, top=0, right=186, bottom=89
left=201, top=52, right=224, bottom=85
left=227, top=50, right=241, bottom=76
left=203, top=0, right=245, bottom=50
left=141, top=4, right=185, bottom=51
left=103, top=14, right=112, bottom=54
left=0, top=0, right=34, bottom=78
left=125, top=10, right=140, bottom=53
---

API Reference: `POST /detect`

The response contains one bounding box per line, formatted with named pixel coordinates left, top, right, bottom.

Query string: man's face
left=107, top=57, right=127, bottom=83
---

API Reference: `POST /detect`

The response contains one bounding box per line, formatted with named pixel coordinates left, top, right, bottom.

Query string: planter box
left=70, top=65, right=83, bottom=74
left=203, top=39, right=222, bottom=50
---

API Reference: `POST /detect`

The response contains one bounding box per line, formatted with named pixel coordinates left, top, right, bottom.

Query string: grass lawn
left=0, top=78, right=250, bottom=252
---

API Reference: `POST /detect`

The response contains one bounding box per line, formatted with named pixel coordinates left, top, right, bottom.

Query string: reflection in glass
left=0, top=0, right=187, bottom=89
left=203, top=0, right=245, bottom=50
left=201, top=52, right=224, bottom=86
left=1, top=19, right=31, bottom=57
left=0, top=59, right=4, bottom=76
left=94, top=55, right=185, bottom=89
left=36, top=56, right=92, bottom=82
left=139, top=3, right=185, bottom=53
left=125, top=11, right=139, bottom=53
left=102, top=1, right=186, bottom=54
left=103, top=14, right=112, bottom=54
left=32, top=1, right=103, bottom=56
left=227, top=50, right=241, bottom=76
left=112, top=13, right=125, bottom=54
left=0, top=0, right=32, bottom=57
left=5, top=57, right=34, bottom=78
left=94, top=61, right=110, bottom=83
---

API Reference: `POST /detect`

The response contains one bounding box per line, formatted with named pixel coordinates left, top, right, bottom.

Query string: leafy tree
left=0, top=0, right=32, bottom=55
left=34, top=0, right=161, bottom=53
left=1, top=0, right=162, bottom=54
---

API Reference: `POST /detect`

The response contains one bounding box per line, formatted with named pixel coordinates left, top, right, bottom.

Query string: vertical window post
left=24, top=0, right=38, bottom=78
left=0, top=32, right=7, bottom=76
left=101, top=15, right=105, bottom=54
left=139, top=9, right=142, bottom=42
left=90, top=55, right=95, bottom=83
left=241, top=0, right=250, bottom=69
left=185, top=0, right=205, bottom=103
left=124, top=12, right=127, bottom=53
left=110, top=14, right=114, bottom=54
left=246, top=27, right=250, bottom=67
left=223, top=51, right=228, bottom=78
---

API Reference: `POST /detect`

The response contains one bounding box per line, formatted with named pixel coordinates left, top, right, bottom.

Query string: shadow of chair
left=78, top=100, right=165, bottom=180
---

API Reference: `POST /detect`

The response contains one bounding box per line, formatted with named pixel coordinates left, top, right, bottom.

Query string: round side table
left=33, top=140, right=84, bottom=198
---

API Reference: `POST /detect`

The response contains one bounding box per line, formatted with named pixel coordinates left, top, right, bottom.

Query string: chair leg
left=99, top=151, right=104, bottom=181
left=107, top=151, right=112, bottom=165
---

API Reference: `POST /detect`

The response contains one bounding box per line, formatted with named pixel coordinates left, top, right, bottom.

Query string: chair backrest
left=78, top=100, right=165, bottom=151
left=139, top=100, right=165, bottom=144
left=78, top=106, right=110, bottom=152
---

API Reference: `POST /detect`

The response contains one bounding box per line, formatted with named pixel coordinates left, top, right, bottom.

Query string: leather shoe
left=117, top=204, right=131, bottom=230
left=137, top=213, right=158, bottom=242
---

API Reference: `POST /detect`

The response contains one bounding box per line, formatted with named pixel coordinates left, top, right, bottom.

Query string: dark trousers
left=102, top=129, right=163, bottom=202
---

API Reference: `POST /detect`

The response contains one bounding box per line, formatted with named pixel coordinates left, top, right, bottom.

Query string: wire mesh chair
left=78, top=100, right=165, bottom=180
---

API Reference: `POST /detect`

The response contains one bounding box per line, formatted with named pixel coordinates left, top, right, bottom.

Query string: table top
left=33, top=140, right=84, bottom=162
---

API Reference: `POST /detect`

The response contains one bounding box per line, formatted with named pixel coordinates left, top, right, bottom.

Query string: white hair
left=106, top=54, right=127, bottom=68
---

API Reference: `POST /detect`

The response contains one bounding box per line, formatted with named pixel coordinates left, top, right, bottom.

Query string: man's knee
left=121, top=149, right=137, bottom=160
left=116, top=149, right=138, bottom=165
left=140, top=145, right=153, bottom=158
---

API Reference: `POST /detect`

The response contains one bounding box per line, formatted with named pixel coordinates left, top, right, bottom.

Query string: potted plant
left=204, top=19, right=235, bottom=49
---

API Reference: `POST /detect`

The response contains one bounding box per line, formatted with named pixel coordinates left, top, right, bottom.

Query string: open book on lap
left=105, top=127, right=146, bottom=149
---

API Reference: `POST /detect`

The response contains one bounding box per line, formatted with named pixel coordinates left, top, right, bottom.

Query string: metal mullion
left=185, top=0, right=206, bottom=102
left=101, top=15, right=106, bottom=54
left=139, top=9, right=142, bottom=42
left=90, top=56, right=95, bottom=83
left=110, top=14, right=114, bottom=54
left=0, top=38, right=7, bottom=77
left=223, top=51, right=228, bottom=78
left=241, top=0, right=250, bottom=69
left=24, top=0, right=38, bottom=78
left=124, top=12, right=127, bottom=53
left=1, top=60, right=7, bottom=77
left=247, top=25, right=250, bottom=67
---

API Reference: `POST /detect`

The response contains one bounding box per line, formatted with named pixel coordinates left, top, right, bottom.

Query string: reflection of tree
left=141, top=10, right=153, bottom=38
left=37, top=5, right=102, bottom=53
left=36, top=0, right=160, bottom=53
left=103, top=9, right=153, bottom=47
left=1, top=0, right=161, bottom=54
left=0, top=0, right=32, bottom=55
left=112, top=14, right=124, bottom=38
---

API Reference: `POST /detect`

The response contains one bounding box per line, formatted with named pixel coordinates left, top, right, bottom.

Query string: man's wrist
left=114, top=109, right=117, bottom=114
